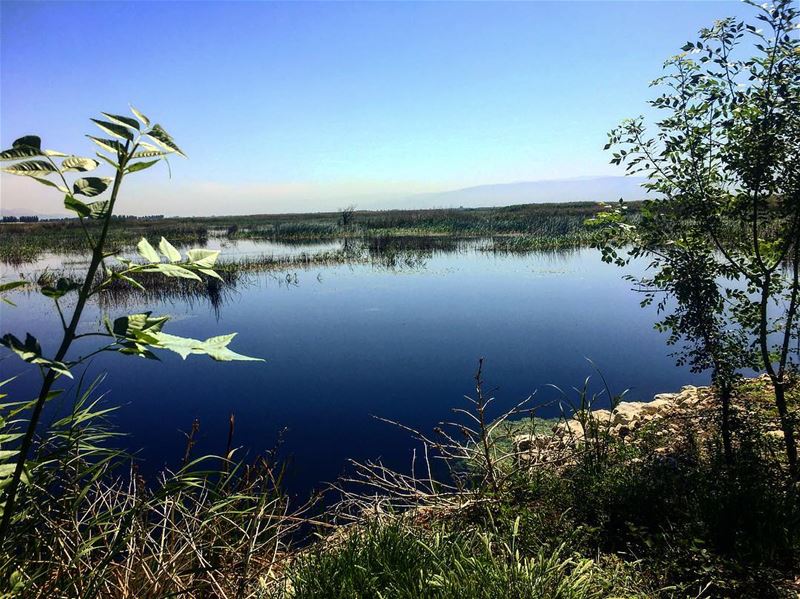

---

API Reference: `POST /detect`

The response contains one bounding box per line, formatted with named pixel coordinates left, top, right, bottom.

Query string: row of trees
left=1, top=216, right=39, bottom=223
left=591, top=0, right=800, bottom=478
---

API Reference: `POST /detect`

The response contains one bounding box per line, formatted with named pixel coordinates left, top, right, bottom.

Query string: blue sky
left=1, top=1, right=751, bottom=216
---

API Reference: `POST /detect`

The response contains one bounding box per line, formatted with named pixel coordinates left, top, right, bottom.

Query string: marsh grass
left=279, top=520, right=650, bottom=599
left=0, top=376, right=309, bottom=598
left=310, top=368, right=800, bottom=598
left=1, top=202, right=615, bottom=265
left=2, top=364, right=798, bottom=597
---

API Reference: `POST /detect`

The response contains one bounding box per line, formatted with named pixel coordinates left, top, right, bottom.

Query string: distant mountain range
left=0, top=175, right=648, bottom=218
left=400, top=176, right=648, bottom=210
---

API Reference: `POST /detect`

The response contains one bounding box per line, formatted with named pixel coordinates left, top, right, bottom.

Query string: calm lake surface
left=1, top=240, right=706, bottom=497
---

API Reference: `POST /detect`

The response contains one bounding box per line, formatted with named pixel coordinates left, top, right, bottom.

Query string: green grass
left=0, top=201, right=621, bottom=265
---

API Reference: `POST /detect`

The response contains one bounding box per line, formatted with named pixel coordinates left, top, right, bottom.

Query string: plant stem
left=0, top=160, right=127, bottom=544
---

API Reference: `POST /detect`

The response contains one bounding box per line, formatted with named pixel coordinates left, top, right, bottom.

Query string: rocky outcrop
left=513, top=384, right=711, bottom=463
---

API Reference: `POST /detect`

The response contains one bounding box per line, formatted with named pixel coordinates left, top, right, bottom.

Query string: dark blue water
left=0, top=244, right=706, bottom=498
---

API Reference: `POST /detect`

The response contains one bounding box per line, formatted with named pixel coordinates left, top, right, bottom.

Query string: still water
left=0, top=241, right=706, bottom=497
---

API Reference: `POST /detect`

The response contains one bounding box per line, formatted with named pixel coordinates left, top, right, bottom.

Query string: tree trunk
left=719, top=379, right=733, bottom=466
left=773, top=380, right=799, bottom=481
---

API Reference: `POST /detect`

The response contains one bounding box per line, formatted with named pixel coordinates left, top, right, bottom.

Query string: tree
left=592, top=0, right=800, bottom=476
left=0, top=108, right=262, bottom=542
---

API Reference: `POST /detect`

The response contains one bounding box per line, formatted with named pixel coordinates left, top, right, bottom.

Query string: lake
left=0, top=240, right=706, bottom=498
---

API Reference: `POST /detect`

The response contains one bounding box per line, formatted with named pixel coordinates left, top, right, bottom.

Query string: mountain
left=398, top=176, right=648, bottom=210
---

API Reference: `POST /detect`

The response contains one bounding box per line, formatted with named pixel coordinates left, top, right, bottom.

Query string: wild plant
left=0, top=110, right=261, bottom=566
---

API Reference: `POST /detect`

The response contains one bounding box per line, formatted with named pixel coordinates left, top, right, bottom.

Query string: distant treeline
left=2, top=216, right=39, bottom=223
left=2, top=214, right=165, bottom=224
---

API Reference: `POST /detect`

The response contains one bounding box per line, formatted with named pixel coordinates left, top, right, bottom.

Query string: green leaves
left=108, top=313, right=262, bottom=362
left=186, top=249, right=220, bottom=268
left=0, top=137, right=64, bottom=161
left=91, top=118, right=134, bottom=141
left=147, top=124, right=186, bottom=157
left=101, top=112, right=140, bottom=130
left=0, top=333, right=72, bottom=378
left=135, top=237, right=199, bottom=279
left=12, top=136, right=41, bottom=150
left=132, top=237, right=221, bottom=280
left=142, top=263, right=202, bottom=280
left=40, top=277, right=80, bottom=299
left=136, top=238, right=161, bottom=263
left=0, top=281, right=27, bottom=306
left=126, top=159, right=159, bottom=174
left=158, top=237, right=182, bottom=263
left=1, top=160, right=57, bottom=177
left=64, top=195, right=108, bottom=219
left=0, top=146, right=42, bottom=161
left=61, top=156, right=99, bottom=173
left=109, top=313, right=169, bottom=359
left=130, top=105, right=150, bottom=127
left=149, top=332, right=262, bottom=362
left=73, top=177, right=112, bottom=197
left=110, top=312, right=169, bottom=340
left=87, top=136, right=124, bottom=155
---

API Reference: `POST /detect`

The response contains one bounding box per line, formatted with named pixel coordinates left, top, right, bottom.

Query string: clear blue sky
left=1, top=1, right=751, bottom=215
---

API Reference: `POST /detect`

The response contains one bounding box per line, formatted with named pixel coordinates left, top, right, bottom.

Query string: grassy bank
left=3, top=373, right=798, bottom=597
left=0, top=201, right=617, bottom=265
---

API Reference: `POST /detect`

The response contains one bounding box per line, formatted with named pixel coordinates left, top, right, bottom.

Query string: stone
left=639, top=397, right=675, bottom=416
left=612, top=402, right=641, bottom=426
left=652, top=392, right=678, bottom=403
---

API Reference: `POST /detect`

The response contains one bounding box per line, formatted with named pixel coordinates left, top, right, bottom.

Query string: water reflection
left=0, top=240, right=707, bottom=497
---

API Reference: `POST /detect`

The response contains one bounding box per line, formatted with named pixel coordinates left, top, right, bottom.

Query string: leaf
left=42, top=149, right=68, bottom=157
left=73, top=177, right=111, bottom=197
left=108, top=271, right=145, bottom=291
left=101, top=112, right=140, bottom=130
left=146, top=124, right=185, bottom=157
left=0, top=281, right=26, bottom=293
left=0, top=333, right=72, bottom=378
left=66, top=195, right=109, bottom=219
left=186, top=249, right=219, bottom=268
left=130, top=150, right=168, bottom=159
left=95, top=153, right=119, bottom=169
left=12, top=136, right=41, bottom=150
left=198, top=267, right=223, bottom=281
left=87, top=200, right=110, bottom=219
left=0, top=146, right=42, bottom=161
left=40, top=277, right=80, bottom=299
left=31, top=177, right=68, bottom=193
left=64, top=194, right=91, bottom=218
left=111, top=312, right=169, bottom=339
left=87, top=136, right=124, bottom=155
left=61, top=156, right=99, bottom=172
left=1, top=160, right=57, bottom=177
left=130, top=105, right=150, bottom=127
left=91, top=119, right=133, bottom=141
left=158, top=237, right=182, bottom=262
left=150, top=331, right=263, bottom=362
left=126, top=159, right=159, bottom=174
left=136, top=238, right=160, bottom=263
left=0, top=280, right=26, bottom=306
left=141, top=263, right=201, bottom=281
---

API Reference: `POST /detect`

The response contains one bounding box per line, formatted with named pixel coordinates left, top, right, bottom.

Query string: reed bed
left=1, top=203, right=612, bottom=265
left=0, top=378, right=312, bottom=598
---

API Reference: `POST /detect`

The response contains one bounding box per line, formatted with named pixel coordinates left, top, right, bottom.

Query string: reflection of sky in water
left=0, top=245, right=708, bottom=498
